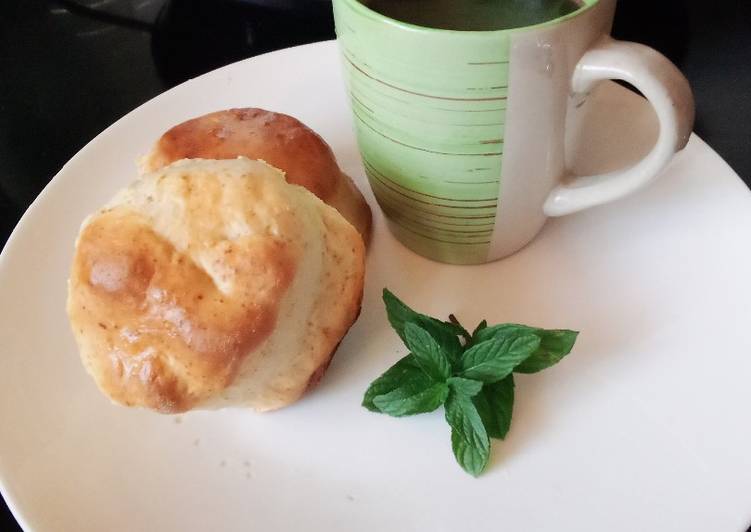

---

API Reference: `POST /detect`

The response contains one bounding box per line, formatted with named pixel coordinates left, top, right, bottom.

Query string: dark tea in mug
left=359, top=0, right=582, bottom=31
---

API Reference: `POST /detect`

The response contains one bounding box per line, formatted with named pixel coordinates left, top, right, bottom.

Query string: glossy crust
left=67, top=158, right=365, bottom=413
left=141, top=108, right=372, bottom=242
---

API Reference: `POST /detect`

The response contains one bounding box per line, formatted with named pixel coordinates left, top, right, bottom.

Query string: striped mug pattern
left=333, top=0, right=694, bottom=264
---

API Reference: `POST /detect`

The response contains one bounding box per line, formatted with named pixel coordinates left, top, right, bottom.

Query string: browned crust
left=68, top=158, right=367, bottom=413
left=143, top=108, right=372, bottom=239
left=67, top=165, right=300, bottom=413
left=304, top=292, right=364, bottom=394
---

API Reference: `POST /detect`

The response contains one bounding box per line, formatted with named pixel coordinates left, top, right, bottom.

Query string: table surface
left=1, top=1, right=750, bottom=530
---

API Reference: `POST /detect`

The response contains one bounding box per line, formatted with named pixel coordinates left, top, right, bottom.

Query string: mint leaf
left=445, top=391, right=490, bottom=477
left=475, top=325, right=578, bottom=373
left=473, top=375, right=515, bottom=440
left=403, top=322, right=451, bottom=381
left=362, top=355, right=425, bottom=412
left=373, top=381, right=449, bottom=417
left=383, top=289, right=463, bottom=362
left=458, top=334, right=540, bottom=383
left=515, top=330, right=578, bottom=373
left=447, top=377, right=483, bottom=397
left=448, top=377, right=483, bottom=397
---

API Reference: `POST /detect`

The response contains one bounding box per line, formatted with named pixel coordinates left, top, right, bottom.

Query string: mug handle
left=543, top=37, right=695, bottom=217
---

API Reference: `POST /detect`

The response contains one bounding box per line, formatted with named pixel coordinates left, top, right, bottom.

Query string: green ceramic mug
left=333, top=0, right=694, bottom=265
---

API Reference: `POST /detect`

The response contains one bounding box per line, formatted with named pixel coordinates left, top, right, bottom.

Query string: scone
left=67, top=158, right=365, bottom=413
left=141, top=108, right=372, bottom=241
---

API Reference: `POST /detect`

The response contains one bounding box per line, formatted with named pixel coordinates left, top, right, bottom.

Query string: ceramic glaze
left=334, top=0, right=694, bottom=264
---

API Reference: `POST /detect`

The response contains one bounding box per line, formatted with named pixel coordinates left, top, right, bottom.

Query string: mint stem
left=449, top=314, right=472, bottom=344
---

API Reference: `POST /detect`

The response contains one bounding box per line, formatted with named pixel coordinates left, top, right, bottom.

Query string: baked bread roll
left=141, top=108, right=372, bottom=241
left=67, top=158, right=365, bottom=413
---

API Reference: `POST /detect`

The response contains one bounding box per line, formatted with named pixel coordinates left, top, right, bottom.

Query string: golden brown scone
left=141, top=108, right=372, bottom=242
left=67, top=158, right=365, bottom=413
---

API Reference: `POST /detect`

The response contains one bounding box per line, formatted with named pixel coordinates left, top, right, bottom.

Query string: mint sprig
left=363, top=289, right=579, bottom=477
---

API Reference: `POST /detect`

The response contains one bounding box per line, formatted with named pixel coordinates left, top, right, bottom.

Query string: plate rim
left=0, top=40, right=345, bottom=532
left=1, top=39, right=750, bottom=532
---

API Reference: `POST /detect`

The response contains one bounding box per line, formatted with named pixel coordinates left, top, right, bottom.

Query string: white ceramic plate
left=1, top=41, right=751, bottom=532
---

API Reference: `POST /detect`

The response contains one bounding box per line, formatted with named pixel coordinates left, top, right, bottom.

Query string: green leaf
left=458, top=334, right=540, bottom=383
left=362, top=355, right=426, bottom=412
left=475, top=324, right=578, bottom=374
left=473, top=324, right=520, bottom=344
left=515, top=330, right=578, bottom=373
left=373, top=381, right=449, bottom=417
left=473, top=375, right=515, bottom=440
left=403, top=322, right=452, bottom=382
left=445, top=391, right=490, bottom=477
left=447, top=377, right=483, bottom=397
left=369, top=292, right=582, bottom=478
left=363, top=354, right=449, bottom=417
left=383, top=289, right=463, bottom=362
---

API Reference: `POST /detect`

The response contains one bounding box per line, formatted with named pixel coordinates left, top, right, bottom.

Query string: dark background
left=1, top=0, right=750, bottom=529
